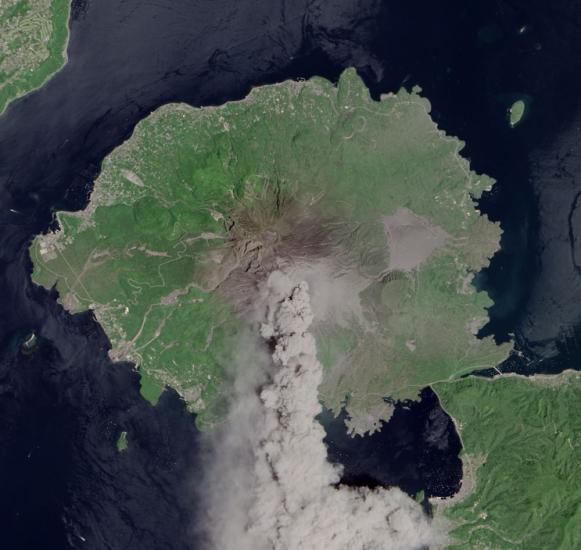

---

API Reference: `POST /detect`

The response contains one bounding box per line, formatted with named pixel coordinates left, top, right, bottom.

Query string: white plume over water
left=197, top=271, right=445, bottom=550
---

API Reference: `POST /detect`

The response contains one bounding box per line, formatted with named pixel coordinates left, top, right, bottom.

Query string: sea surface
left=322, top=388, right=462, bottom=502
left=1, top=0, right=581, bottom=548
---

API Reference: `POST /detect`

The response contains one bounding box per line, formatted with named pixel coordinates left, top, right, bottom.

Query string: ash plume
left=197, top=271, right=445, bottom=550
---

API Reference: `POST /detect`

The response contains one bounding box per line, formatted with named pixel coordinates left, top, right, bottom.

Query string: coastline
left=0, top=0, right=71, bottom=115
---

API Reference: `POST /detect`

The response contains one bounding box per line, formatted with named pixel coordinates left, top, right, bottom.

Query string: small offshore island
left=507, top=96, right=531, bottom=128
left=29, top=69, right=579, bottom=547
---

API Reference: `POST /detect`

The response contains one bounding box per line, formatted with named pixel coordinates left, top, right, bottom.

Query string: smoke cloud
left=197, top=271, right=445, bottom=550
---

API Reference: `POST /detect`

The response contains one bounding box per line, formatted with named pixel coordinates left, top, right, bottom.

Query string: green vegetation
left=435, top=374, right=581, bottom=549
left=116, top=431, right=128, bottom=452
left=0, top=0, right=70, bottom=114
left=31, top=69, right=507, bottom=429
left=497, top=92, right=532, bottom=129
left=508, top=100, right=526, bottom=127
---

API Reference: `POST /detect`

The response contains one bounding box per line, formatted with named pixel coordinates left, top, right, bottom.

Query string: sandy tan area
left=382, top=207, right=449, bottom=271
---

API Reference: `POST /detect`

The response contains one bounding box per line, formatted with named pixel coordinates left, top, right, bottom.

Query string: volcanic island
left=31, top=69, right=576, bottom=548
